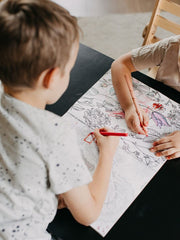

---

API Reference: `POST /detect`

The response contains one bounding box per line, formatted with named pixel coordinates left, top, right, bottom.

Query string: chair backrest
left=142, top=0, right=180, bottom=46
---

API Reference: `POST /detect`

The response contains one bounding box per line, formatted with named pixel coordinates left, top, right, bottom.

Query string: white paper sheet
left=66, top=70, right=180, bottom=237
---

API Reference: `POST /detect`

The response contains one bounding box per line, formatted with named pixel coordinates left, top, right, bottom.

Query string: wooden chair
left=142, top=0, right=180, bottom=46
left=142, top=0, right=180, bottom=78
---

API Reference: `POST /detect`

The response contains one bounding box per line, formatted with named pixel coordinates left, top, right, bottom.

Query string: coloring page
left=65, top=70, right=180, bottom=237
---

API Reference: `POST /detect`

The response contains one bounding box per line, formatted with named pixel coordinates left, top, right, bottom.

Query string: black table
left=47, top=44, right=180, bottom=240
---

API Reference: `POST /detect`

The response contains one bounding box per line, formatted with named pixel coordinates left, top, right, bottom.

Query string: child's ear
left=43, top=68, right=60, bottom=89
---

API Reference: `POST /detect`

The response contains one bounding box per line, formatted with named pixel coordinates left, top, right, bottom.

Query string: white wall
left=51, top=0, right=125, bottom=17
left=52, top=0, right=85, bottom=16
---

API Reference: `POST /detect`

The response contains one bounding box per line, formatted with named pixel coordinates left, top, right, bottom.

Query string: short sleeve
left=43, top=113, right=93, bottom=195
left=131, top=37, right=173, bottom=71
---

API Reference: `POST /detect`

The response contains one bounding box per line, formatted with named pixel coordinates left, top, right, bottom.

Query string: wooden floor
left=56, top=0, right=180, bottom=16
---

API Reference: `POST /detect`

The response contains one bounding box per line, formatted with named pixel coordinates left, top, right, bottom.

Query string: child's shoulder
left=0, top=90, right=67, bottom=140
left=0, top=90, right=77, bottom=153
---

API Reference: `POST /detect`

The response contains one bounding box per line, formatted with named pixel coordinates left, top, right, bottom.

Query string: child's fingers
left=167, top=130, right=179, bottom=137
left=93, top=128, right=102, bottom=138
left=142, top=112, right=149, bottom=127
left=100, top=127, right=113, bottom=132
left=154, top=148, right=176, bottom=157
left=93, top=127, right=113, bottom=138
left=150, top=142, right=173, bottom=152
left=131, top=120, right=146, bottom=135
left=153, top=136, right=170, bottom=146
left=167, top=132, right=175, bottom=137
left=166, top=151, right=180, bottom=160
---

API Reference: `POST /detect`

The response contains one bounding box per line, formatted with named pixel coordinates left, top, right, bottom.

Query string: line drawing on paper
left=66, top=70, right=180, bottom=237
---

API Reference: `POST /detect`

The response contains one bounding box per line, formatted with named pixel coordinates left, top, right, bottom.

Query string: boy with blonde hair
left=0, top=1, right=119, bottom=239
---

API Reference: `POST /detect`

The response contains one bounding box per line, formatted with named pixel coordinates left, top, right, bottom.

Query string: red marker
left=99, top=131, right=128, bottom=137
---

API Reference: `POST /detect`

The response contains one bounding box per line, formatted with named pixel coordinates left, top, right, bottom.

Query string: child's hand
left=93, top=127, right=119, bottom=157
left=150, top=131, right=180, bottom=160
left=125, top=105, right=149, bottom=135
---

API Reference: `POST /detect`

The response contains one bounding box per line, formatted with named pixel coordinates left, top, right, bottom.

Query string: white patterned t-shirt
left=0, top=89, right=92, bottom=240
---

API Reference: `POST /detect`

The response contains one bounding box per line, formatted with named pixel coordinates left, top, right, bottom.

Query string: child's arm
left=150, top=131, right=180, bottom=160
left=59, top=127, right=119, bottom=226
left=111, top=53, right=149, bottom=134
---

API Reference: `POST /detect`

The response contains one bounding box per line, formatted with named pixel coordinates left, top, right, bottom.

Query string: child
left=111, top=35, right=180, bottom=160
left=0, top=1, right=119, bottom=240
